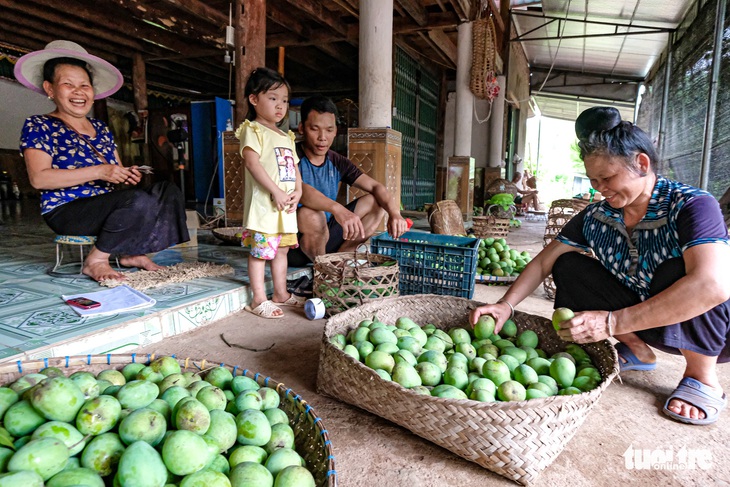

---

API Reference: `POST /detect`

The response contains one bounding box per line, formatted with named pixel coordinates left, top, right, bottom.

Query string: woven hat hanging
left=470, top=13, right=500, bottom=101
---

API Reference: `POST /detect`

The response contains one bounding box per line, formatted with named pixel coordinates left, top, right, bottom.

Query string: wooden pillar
left=132, top=52, right=150, bottom=165
left=278, top=46, right=285, bottom=76
left=234, top=0, right=266, bottom=125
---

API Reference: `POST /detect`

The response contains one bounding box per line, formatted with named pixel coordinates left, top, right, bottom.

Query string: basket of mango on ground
left=316, top=294, right=619, bottom=485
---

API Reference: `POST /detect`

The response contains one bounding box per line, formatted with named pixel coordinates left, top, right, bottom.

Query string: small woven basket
left=472, top=215, right=510, bottom=239
left=317, top=295, right=618, bottom=486
left=1, top=354, right=336, bottom=487
left=542, top=199, right=586, bottom=299
left=313, top=251, right=399, bottom=316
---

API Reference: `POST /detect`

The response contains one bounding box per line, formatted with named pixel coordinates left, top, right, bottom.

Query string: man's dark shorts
left=287, top=199, right=359, bottom=267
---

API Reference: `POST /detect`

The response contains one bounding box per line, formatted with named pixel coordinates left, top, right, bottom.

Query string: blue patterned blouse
left=20, top=115, right=119, bottom=215
left=557, top=175, right=730, bottom=299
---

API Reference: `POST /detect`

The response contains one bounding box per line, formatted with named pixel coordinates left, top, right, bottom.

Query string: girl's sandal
left=272, top=293, right=307, bottom=307
left=244, top=300, right=284, bottom=319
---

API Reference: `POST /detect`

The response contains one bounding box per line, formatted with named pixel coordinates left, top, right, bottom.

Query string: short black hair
left=43, top=57, right=94, bottom=85
left=244, top=67, right=290, bottom=121
left=300, top=96, right=338, bottom=124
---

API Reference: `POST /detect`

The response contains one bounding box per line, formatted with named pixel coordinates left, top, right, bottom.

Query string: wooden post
left=132, top=52, right=149, bottom=165
left=235, top=0, right=266, bottom=125
left=278, top=46, right=285, bottom=76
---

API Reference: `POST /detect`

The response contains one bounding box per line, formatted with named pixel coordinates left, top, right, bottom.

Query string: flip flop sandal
left=244, top=300, right=284, bottom=319
left=662, top=377, right=727, bottom=426
left=615, top=342, right=657, bottom=372
left=272, top=293, right=307, bottom=307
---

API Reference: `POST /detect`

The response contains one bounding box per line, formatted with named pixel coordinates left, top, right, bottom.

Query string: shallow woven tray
left=212, top=226, right=243, bottom=244
left=1, top=354, right=336, bottom=487
left=476, top=274, right=518, bottom=284
left=317, top=295, right=618, bottom=486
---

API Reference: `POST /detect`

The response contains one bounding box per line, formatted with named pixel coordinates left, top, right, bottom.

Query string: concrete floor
left=135, top=218, right=730, bottom=487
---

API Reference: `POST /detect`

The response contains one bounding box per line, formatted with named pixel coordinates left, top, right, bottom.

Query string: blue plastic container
left=370, top=231, right=480, bottom=298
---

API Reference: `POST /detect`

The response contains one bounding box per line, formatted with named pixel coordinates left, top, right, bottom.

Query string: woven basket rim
left=1, top=353, right=337, bottom=487
left=212, top=226, right=243, bottom=244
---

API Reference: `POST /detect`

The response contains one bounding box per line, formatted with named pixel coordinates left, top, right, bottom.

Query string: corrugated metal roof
left=512, top=0, right=696, bottom=119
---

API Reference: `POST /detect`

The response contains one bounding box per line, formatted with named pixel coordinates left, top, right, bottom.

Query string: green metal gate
left=393, top=47, right=440, bottom=210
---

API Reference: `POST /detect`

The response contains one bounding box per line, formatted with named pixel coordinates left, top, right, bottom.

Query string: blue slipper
left=663, top=377, right=727, bottom=425
left=615, top=342, right=657, bottom=371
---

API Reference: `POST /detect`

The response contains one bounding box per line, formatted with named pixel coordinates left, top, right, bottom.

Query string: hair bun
left=575, top=106, right=622, bottom=139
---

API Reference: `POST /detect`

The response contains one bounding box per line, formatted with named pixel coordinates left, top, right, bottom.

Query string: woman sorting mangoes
left=470, top=107, right=730, bottom=426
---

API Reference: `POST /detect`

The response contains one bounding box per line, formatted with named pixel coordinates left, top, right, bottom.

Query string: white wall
left=442, top=91, right=491, bottom=168
left=470, top=99, right=491, bottom=168
left=0, top=78, right=54, bottom=150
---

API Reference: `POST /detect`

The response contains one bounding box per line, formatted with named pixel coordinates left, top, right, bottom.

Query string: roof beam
left=276, top=0, right=348, bottom=37
left=396, top=0, right=429, bottom=26
left=426, top=29, right=457, bottom=65
left=158, top=0, right=228, bottom=28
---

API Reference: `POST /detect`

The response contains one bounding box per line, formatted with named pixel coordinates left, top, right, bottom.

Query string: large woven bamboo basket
left=1, top=354, right=337, bottom=487
left=317, top=295, right=618, bottom=486
left=314, top=251, right=399, bottom=316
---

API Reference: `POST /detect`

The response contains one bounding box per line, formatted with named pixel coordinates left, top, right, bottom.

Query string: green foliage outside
left=523, top=117, right=590, bottom=208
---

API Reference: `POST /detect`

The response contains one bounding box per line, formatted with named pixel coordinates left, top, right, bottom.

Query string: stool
left=50, top=235, right=97, bottom=277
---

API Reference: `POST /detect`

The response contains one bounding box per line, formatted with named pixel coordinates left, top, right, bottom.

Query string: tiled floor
left=0, top=199, right=310, bottom=362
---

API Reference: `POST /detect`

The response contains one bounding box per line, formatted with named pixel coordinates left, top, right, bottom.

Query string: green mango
left=264, top=448, right=303, bottom=477
left=116, top=380, right=159, bottom=410
left=46, top=467, right=105, bottom=487
left=31, top=420, right=86, bottom=456
left=179, top=469, right=231, bottom=487
left=29, top=377, right=85, bottom=422
left=116, top=441, right=167, bottom=487
left=161, top=430, right=212, bottom=476
left=80, top=432, right=125, bottom=477
left=119, top=408, right=167, bottom=446
left=263, top=423, right=295, bottom=455
left=3, top=400, right=46, bottom=437
left=205, top=410, right=238, bottom=453
left=0, top=470, right=44, bottom=487
left=7, top=438, right=69, bottom=480
left=228, top=462, right=272, bottom=487
left=76, top=395, right=122, bottom=436
left=0, top=388, right=19, bottom=419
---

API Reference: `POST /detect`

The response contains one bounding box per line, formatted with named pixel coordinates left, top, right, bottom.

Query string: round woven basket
left=314, top=251, right=399, bottom=316
left=317, top=295, right=618, bottom=486
left=472, top=215, right=510, bottom=239
left=212, top=226, right=243, bottom=244
left=1, top=354, right=336, bottom=487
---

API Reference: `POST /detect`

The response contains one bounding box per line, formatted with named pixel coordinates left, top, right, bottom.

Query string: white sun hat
left=14, top=40, right=124, bottom=99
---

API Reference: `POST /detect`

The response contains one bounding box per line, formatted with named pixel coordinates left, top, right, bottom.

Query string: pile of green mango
left=477, top=238, right=531, bottom=278
left=329, top=314, right=602, bottom=402
left=0, top=356, right=316, bottom=487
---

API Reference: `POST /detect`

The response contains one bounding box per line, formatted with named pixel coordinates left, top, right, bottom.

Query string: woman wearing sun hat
left=15, top=40, right=189, bottom=282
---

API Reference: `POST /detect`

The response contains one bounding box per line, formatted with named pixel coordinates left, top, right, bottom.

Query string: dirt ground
left=136, top=220, right=730, bottom=487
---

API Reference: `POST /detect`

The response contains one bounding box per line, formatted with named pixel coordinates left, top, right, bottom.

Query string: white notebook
left=62, top=285, right=156, bottom=317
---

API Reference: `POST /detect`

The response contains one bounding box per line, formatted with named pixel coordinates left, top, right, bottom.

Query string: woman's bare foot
left=83, top=259, right=125, bottom=282
left=119, top=255, right=163, bottom=272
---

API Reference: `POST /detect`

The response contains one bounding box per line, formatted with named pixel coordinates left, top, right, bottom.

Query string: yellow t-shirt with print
left=235, top=120, right=299, bottom=234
